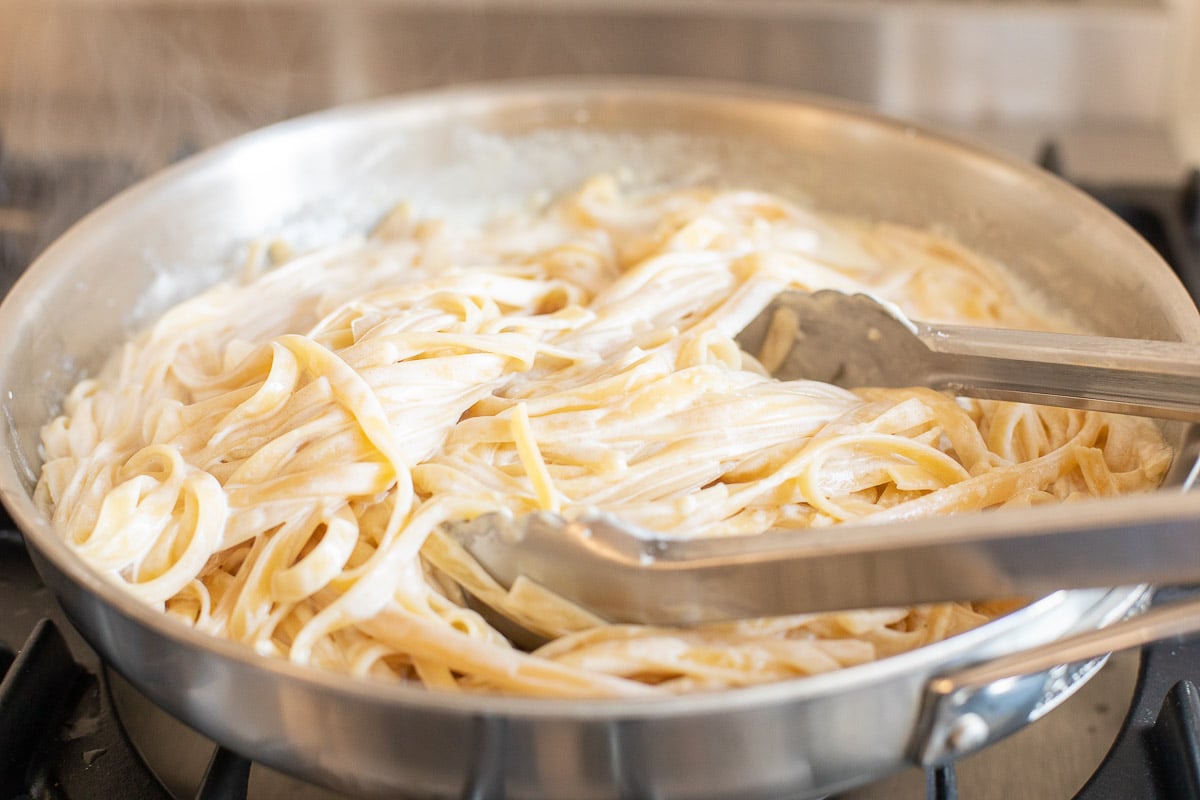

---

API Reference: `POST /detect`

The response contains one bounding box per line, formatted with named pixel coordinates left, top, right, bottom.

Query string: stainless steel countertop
left=0, top=1, right=1187, bottom=180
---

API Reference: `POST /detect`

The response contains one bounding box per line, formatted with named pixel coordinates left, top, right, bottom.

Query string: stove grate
left=926, top=588, right=1200, bottom=800
left=0, top=614, right=258, bottom=800
left=0, top=620, right=80, bottom=799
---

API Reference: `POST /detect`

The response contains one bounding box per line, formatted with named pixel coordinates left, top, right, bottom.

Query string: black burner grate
left=0, top=621, right=80, bottom=799
left=0, top=614, right=254, bottom=800
left=926, top=593, right=1200, bottom=800
left=1038, top=143, right=1200, bottom=302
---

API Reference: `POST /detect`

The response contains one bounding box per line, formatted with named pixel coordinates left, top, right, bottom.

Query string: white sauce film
left=35, top=178, right=1171, bottom=697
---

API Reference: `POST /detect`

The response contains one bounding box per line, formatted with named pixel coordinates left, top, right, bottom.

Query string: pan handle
left=912, top=593, right=1200, bottom=765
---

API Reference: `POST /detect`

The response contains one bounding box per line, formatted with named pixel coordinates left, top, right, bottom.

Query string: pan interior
left=0, top=80, right=1195, bottom=799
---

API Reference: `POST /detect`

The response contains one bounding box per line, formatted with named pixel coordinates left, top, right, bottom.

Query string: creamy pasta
left=35, top=177, right=1172, bottom=697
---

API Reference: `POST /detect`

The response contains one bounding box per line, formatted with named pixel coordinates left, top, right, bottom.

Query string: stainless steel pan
left=0, top=79, right=1197, bottom=800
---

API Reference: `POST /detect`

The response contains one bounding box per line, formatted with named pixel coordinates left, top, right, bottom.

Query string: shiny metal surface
left=451, top=491, right=1200, bottom=624
left=0, top=79, right=1195, bottom=799
left=0, top=2, right=1179, bottom=179
left=103, top=651, right=1146, bottom=800
left=916, top=595, right=1200, bottom=765
left=742, top=289, right=1200, bottom=421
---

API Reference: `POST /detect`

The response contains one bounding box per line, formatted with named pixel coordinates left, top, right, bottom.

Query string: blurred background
left=0, top=0, right=1196, bottom=176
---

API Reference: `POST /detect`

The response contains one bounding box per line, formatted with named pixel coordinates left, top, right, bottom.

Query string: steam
left=0, top=1, right=343, bottom=171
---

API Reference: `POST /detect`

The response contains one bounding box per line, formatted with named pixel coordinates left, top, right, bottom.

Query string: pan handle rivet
left=946, top=712, right=990, bottom=754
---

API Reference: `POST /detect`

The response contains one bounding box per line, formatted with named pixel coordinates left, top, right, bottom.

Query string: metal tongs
left=448, top=290, right=1200, bottom=625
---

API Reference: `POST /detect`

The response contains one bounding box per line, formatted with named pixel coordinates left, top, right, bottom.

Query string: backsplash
left=0, top=1, right=1190, bottom=179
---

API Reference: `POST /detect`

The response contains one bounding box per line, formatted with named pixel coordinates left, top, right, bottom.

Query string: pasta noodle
left=35, top=176, right=1172, bottom=697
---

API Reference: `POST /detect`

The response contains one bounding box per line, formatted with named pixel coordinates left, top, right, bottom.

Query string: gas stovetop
left=2, top=141, right=1199, bottom=800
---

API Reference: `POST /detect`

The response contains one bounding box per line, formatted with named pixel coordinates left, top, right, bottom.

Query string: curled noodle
left=36, top=177, right=1171, bottom=696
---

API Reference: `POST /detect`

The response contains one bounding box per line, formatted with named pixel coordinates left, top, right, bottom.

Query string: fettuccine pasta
left=35, top=177, right=1171, bottom=696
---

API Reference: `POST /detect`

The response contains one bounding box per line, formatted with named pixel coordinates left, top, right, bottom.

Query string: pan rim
left=0, top=74, right=1185, bottom=722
